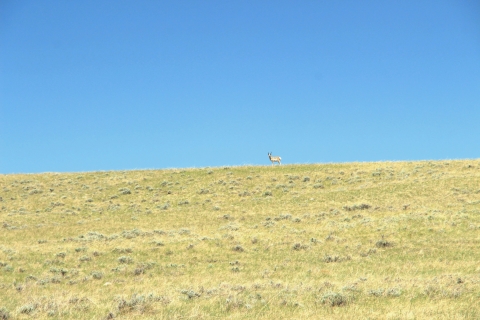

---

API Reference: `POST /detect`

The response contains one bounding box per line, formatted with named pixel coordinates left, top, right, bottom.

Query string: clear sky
left=1, top=1, right=479, bottom=174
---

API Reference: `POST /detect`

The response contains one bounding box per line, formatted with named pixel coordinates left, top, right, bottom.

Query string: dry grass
left=1, top=160, right=479, bottom=319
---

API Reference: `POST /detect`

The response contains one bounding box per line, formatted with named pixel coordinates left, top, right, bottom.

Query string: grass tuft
left=0, top=307, right=10, bottom=320
left=320, top=291, right=351, bottom=307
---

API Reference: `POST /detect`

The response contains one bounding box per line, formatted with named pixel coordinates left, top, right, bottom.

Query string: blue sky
left=1, top=1, right=479, bottom=173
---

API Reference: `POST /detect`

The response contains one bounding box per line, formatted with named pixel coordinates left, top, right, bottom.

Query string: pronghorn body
left=268, top=152, right=282, bottom=165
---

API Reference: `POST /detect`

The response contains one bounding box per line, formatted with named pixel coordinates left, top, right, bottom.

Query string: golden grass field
left=1, top=160, right=479, bottom=319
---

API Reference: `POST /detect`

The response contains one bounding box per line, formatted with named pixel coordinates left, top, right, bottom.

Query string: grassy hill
left=1, top=160, right=479, bottom=319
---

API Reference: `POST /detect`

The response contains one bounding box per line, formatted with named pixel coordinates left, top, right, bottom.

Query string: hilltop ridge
left=1, top=159, right=479, bottom=319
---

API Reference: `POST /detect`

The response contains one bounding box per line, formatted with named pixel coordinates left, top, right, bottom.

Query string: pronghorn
left=268, top=152, right=282, bottom=165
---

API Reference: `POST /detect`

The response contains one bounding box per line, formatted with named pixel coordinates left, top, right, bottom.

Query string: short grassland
left=1, top=160, right=479, bottom=319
